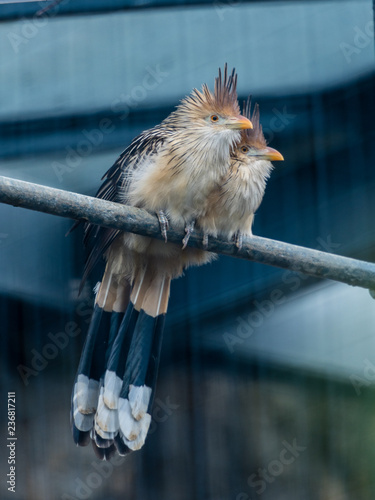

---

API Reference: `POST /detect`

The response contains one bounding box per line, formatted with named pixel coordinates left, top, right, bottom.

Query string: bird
left=197, top=97, right=284, bottom=249
left=71, top=65, right=253, bottom=460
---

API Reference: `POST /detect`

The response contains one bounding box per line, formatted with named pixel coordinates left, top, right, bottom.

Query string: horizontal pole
left=0, top=175, right=374, bottom=291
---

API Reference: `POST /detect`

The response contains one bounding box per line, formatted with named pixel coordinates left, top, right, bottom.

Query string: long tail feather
left=72, top=260, right=170, bottom=458
left=71, top=304, right=110, bottom=445
left=116, top=270, right=171, bottom=451
left=71, top=267, right=130, bottom=450
left=102, top=304, right=139, bottom=410
left=145, top=314, right=166, bottom=411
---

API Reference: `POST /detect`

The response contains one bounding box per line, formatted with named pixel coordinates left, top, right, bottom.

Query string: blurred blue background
left=0, top=1, right=375, bottom=499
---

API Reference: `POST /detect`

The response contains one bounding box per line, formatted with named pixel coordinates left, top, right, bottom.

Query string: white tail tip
left=118, top=397, right=151, bottom=448
left=128, top=384, right=152, bottom=421
left=103, top=370, right=123, bottom=410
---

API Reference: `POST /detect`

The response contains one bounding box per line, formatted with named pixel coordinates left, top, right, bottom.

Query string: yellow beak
left=226, top=115, right=253, bottom=130
left=252, top=146, right=284, bottom=161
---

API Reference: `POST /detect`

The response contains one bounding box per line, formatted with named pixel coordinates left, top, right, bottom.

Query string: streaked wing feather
left=80, top=126, right=167, bottom=286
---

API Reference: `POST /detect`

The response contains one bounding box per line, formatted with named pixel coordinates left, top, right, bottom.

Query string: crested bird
left=71, top=65, right=253, bottom=459
left=198, top=98, right=284, bottom=248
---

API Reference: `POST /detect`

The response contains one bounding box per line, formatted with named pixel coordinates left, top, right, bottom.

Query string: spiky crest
left=175, top=64, right=240, bottom=119
left=242, top=96, right=267, bottom=148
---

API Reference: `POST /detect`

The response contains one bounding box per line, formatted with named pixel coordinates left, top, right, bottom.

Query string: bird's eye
left=210, top=115, right=219, bottom=122
left=241, top=146, right=249, bottom=154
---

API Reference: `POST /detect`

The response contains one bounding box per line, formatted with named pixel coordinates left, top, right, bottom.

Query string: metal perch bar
left=0, top=174, right=374, bottom=291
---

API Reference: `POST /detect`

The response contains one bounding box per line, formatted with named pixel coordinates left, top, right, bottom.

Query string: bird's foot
left=157, top=211, right=169, bottom=242
left=182, top=221, right=195, bottom=250
left=234, top=231, right=243, bottom=250
left=202, top=233, right=209, bottom=249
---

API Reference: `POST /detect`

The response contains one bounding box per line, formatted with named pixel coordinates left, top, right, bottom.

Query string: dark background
left=1, top=1, right=375, bottom=499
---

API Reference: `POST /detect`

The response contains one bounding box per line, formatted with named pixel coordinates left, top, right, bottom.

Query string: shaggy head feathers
left=241, top=97, right=267, bottom=149
left=173, top=64, right=241, bottom=121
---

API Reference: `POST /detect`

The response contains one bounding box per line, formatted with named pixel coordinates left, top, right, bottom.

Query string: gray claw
left=157, top=210, right=169, bottom=242
left=202, top=233, right=209, bottom=249
left=182, top=221, right=195, bottom=250
left=235, top=231, right=243, bottom=250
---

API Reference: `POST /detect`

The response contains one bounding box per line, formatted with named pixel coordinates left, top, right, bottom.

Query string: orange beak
left=225, top=115, right=253, bottom=130
left=253, top=146, right=284, bottom=161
